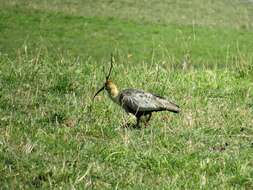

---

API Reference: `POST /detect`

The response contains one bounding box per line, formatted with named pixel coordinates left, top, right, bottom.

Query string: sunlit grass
left=0, top=47, right=252, bottom=189
left=1, top=0, right=253, bottom=28
left=0, top=0, right=253, bottom=189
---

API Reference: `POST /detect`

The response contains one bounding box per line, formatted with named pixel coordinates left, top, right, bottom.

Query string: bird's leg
left=144, top=113, right=152, bottom=128
left=135, top=116, right=141, bottom=129
left=146, top=113, right=152, bottom=122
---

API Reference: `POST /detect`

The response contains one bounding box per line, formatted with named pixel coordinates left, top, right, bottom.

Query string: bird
left=93, top=55, right=180, bottom=128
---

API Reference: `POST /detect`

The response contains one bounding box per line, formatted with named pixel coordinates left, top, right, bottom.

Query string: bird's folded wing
left=120, top=90, right=165, bottom=112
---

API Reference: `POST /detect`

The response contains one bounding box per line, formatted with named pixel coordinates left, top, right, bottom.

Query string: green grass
left=1, top=0, right=253, bottom=28
left=1, top=6, right=253, bottom=66
left=0, top=1, right=253, bottom=189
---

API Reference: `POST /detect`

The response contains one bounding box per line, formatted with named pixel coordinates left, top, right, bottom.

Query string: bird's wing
left=119, top=89, right=180, bottom=113
left=151, top=93, right=180, bottom=113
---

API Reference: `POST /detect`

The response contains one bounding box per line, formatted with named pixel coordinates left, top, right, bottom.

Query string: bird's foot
left=133, top=124, right=141, bottom=130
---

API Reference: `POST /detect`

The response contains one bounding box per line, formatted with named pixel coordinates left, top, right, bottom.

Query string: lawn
left=0, top=0, right=253, bottom=189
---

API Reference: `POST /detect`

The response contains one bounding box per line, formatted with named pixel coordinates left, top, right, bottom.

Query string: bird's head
left=93, top=54, right=119, bottom=99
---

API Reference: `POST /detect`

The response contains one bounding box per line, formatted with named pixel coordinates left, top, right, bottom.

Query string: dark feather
left=119, top=89, right=180, bottom=115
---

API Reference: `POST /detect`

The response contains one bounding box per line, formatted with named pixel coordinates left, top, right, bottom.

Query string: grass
left=1, top=6, right=253, bottom=65
left=1, top=0, right=253, bottom=28
left=0, top=0, right=253, bottom=189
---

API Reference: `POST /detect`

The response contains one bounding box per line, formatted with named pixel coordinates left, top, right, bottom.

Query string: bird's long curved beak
left=93, top=86, right=105, bottom=100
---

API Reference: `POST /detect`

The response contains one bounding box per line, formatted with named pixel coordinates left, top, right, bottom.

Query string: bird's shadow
left=121, top=122, right=141, bottom=130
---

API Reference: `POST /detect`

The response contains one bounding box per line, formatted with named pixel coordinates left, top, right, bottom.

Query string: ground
left=0, top=0, right=253, bottom=189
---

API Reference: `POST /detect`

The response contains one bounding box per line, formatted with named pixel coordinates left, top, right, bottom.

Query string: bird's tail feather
left=162, top=100, right=180, bottom=113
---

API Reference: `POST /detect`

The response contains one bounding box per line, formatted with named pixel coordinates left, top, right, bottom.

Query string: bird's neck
left=108, top=86, right=120, bottom=104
